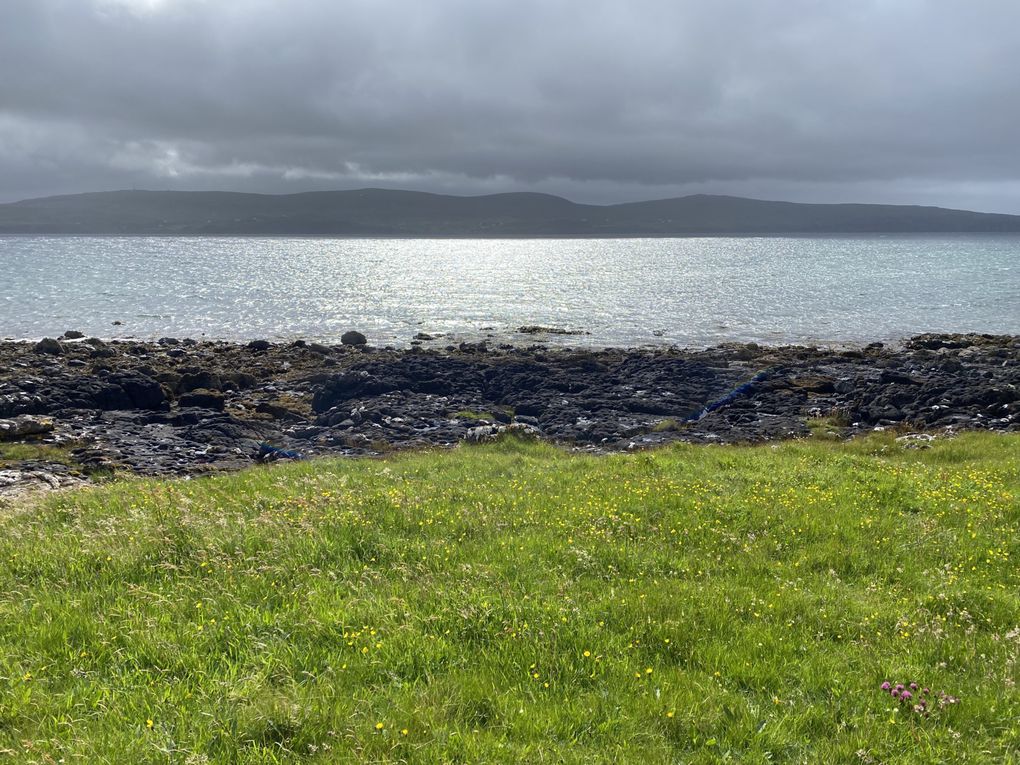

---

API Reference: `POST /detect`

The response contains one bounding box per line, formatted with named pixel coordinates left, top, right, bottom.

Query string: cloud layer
left=2, top=0, right=1020, bottom=210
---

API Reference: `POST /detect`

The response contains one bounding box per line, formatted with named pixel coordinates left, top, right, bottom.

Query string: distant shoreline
left=4, top=188, right=1020, bottom=236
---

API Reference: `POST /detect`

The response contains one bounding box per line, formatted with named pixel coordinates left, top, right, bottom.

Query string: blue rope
left=257, top=443, right=304, bottom=460
left=684, top=368, right=774, bottom=423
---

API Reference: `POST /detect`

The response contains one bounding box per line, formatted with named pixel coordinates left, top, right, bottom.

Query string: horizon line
left=5, top=186, right=1018, bottom=217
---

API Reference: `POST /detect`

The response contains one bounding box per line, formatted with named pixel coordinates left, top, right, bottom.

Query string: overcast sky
left=2, top=0, right=1019, bottom=212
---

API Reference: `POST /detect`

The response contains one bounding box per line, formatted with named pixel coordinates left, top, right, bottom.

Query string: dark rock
left=177, top=390, right=226, bottom=411
left=517, top=326, right=588, bottom=336
left=880, top=370, right=923, bottom=385
left=33, top=338, right=64, bottom=355
left=312, top=372, right=398, bottom=412
left=110, top=373, right=168, bottom=410
left=341, top=331, right=368, bottom=346
left=179, top=371, right=222, bottom=393
left=155, top=372, right=183, bottom=388
left=287, top=425, right=324, bottom=440
left=172, top=410, right=203, bottom=426
left=492, top=408, right=513, bottom=424
left=62, top=330, right=85, bottom=340
left=248, top=339, right=272, bottom=352
left=789, top=376, right=836, bottom=394
left=224, top=372, right=258, bottom=390
left=255, top=402, right=303, bottom=420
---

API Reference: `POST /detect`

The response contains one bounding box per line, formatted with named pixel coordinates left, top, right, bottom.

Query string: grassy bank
left=1, top=433, right=1018, bottom=763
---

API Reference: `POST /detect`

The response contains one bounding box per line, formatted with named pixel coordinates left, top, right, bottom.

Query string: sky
left=2, top=0, right=1020, bottom=212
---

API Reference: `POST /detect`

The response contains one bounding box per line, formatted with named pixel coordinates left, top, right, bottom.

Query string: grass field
left=1, top=433, right=1018, bottom=763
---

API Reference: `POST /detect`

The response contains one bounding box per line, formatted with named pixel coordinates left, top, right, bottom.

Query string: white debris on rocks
left=463, top=422, right=541, bottom=443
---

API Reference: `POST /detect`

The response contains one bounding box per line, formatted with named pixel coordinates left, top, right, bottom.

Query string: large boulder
left=341, top=331, right=368, bottom=346
left=109, top=373, right=169, bottom=410
left=178, top=370, right=222, bottom=393
left=33, top=338, right=64, bottom=355
left=312, top=371, right=396, bottom=412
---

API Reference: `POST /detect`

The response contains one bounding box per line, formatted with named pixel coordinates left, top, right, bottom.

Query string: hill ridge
left=2, top=188, right=1019, bottom=236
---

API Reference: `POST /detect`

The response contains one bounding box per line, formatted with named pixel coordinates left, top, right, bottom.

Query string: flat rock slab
left=0, top=415, right=54, bottom=440
left=0, top=464, right=88, bottom=503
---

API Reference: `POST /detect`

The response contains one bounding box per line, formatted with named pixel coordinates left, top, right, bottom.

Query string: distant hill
left=1, top=188, right=1019, bottom=236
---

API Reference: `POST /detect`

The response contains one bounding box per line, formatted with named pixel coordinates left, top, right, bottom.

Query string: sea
left=2, top=235, right=1017, bottom=348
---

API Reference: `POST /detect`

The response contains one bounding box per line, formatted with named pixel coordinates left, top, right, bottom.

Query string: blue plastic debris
left=257, top=443, right=305, bottom=462
left=685, top=368, right=775, bottom=423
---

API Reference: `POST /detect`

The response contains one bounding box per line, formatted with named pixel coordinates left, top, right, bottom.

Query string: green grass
left=806, top=416, right=845, bottom=441
left=1, top=433, right=1018, bottom=763
left=451, top=410, right=496, bottom=421
left=0, top=441, right=75, bottom=468
left=651, top=418, right=682, bottom=433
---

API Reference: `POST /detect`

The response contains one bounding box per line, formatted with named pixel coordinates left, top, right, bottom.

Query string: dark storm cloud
left=2, top=0, right=1020, bottom=210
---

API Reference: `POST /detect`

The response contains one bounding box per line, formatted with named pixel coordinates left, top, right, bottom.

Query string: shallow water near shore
left=2, top=234, right=1018, bottom=346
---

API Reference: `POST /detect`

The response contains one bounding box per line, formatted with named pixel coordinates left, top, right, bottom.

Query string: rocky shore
left=1, top=332, right=1017, bottom=498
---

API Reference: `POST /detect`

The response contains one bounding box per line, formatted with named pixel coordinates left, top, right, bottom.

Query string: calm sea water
left=1, top=235, right=1017, bottom=347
